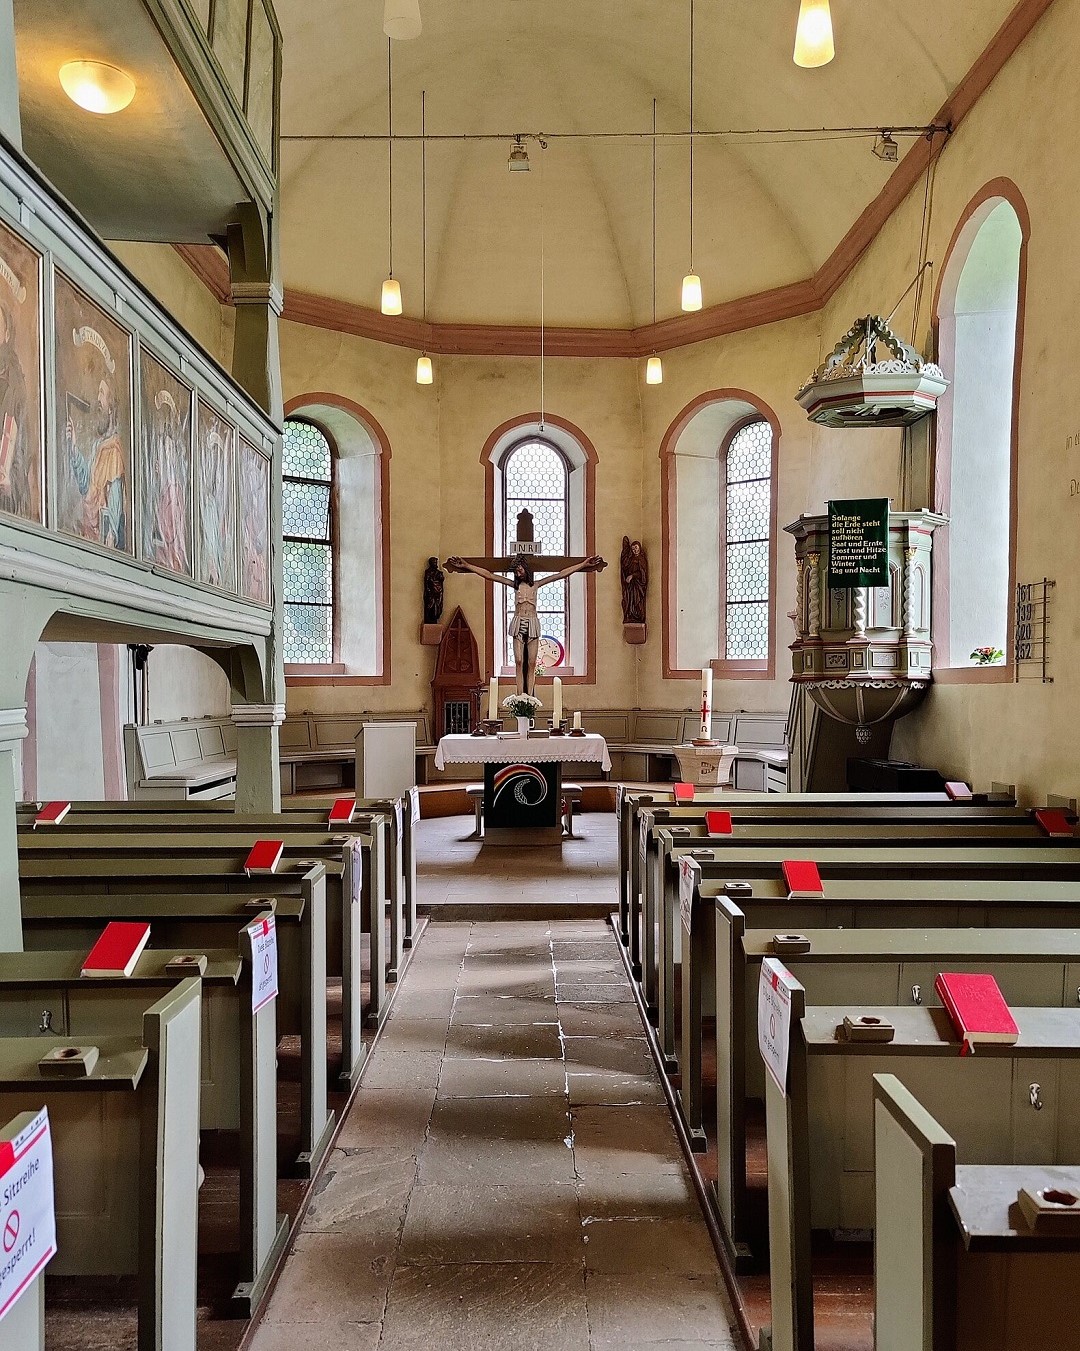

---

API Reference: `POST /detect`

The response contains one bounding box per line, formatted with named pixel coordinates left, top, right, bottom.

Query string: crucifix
left=445, top=509, right=606, bottom=697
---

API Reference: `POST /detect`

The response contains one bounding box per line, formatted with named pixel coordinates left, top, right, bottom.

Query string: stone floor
left=250, top=815, right=737, bottom=1350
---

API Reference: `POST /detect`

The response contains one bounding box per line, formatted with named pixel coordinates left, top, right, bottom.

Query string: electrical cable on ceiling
left=282, top=124, right=948, bottom=146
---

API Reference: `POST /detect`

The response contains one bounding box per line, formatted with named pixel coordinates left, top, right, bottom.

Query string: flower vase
left=516, top=716, right=532, bottom=737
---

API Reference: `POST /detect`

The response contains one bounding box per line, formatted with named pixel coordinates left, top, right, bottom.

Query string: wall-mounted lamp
left=59, top=61, right=136, bottom=114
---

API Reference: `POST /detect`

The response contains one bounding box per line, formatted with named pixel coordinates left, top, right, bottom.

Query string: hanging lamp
left=681, top=0, right=702, bottom=312
left=383, top=0, right=421, bottom=40
left=381, top=41, right=403, bottom=315
left=417, top=91, right=433, bottom=385
left=793, top=0, right=835, bottom=68
left=645, top=100, right=663, bottom=385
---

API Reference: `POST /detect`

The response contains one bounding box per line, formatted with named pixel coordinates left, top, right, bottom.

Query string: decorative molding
left=173, top=0, right=1055, bottom=358
left=231, top=280, right=284, bottom=315
left=0, top=707, right=29, bottom=747
left=231, top=702, right=286, bottom=726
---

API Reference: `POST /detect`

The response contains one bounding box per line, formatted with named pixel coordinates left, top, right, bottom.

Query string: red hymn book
left=705, top=810, right=733, bottom=835
left=82, top=922, right=151, bottom=978
left=945, top=781, right=973, bottom=801
left=1034, top=808, right=1075, bottom=838
left=33, top=801, right=71, bottom=827
left=328, top=798, right=357, bottom=826
left=673, top=783, right=695, bottom=803
left=782, top=859, right=824, bottom=899
left=245, top=840, right=284, bottom=876
left=935, top=972, right=1019, bottom=1056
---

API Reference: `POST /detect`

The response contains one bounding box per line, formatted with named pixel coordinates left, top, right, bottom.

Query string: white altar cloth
left=434, top=733, right=612, bottom=773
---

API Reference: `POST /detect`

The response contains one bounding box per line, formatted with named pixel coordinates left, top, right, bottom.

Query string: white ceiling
left=275, top=0, right=1021, bottom=328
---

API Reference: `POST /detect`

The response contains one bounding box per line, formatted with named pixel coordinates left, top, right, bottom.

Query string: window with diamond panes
left=724, top=420, right=772, bottom=662
left=502, top=439, right=569, bottom=660
left=283, top=419, right=333, bottom=663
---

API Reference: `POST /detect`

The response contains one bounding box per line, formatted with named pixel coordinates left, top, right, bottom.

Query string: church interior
left=0, top=0, right=1078, bottom=1346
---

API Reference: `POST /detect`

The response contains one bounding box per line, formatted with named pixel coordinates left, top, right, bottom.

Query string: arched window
left=661, top=391, right=779, bottom=680
left=501, top=439, right=570, bottom=658
left=721, top=419, right=773, bottom=662
left=934, top=187, right=1026, bottom=675
left=282, top=419, right=334, bottom=664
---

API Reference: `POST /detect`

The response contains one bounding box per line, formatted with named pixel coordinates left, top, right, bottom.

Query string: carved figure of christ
left=445, top=513, right=605, bottom=697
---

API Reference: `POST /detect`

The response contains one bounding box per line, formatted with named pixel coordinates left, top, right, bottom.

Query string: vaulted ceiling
left=275, top=0, right=1024, bottom=330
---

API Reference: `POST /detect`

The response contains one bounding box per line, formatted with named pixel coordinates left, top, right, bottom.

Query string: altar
left=434, top=734, right=611, bottom=845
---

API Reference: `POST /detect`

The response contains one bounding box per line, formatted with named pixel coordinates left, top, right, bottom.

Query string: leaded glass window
left=283, top=419, right=333, bottom=663
left=724, top=420, right=772, bottom=662
left=501, top=439, right=569, bottom=659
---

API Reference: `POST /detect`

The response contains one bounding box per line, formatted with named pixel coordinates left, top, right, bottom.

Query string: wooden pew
left=19, top=828, right=384, bottom=1085
left=874, top=1073, right=1080, bottom=1351
left=0, top=938, right=284, bottom=1313
left=17, top=876, right=333, bottom=1178
left=0, top=979, right=203, bottom=1351
left=0, top=1110, right=52, bottom=1351
left=710, top=909, right=1080, bottom=1262
left=764, top=985, right=1080, bottom=1351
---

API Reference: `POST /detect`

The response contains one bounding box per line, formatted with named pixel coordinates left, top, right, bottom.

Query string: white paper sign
left=248, top=914, right=278, bottom=1014
left=409, top=786, right=420, bottom=827
left=758, top=957, right=795, bottom=1097
left=679, top=857, right=695, bottom=932
left=639, top=812, right=649, bottom=857
left=0, top=1106, right=56, bottom=1323
left=394, top=798, right=404, bottom=839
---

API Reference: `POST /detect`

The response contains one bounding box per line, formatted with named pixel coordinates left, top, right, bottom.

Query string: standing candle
left=573, top=711, right=582, bottom=731
left=552, top=676, right=563, bottom=727
left=700, top=667, right=713, bottom=739
left=488, top=677, right=499, bottom=722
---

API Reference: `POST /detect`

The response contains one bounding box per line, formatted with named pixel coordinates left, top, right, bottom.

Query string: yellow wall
left=111, top=241, right=234, bottom=369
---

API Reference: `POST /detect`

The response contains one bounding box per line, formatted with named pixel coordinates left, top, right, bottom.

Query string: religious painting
left=238, top=435, right=271, bottom=604
left=53, top=271, right=133, bottom=553
left=195, top=397, right=237, bottom=592
left=0, top=219, right=44, bottom=525
left=138, top=352, right=193, bottom=576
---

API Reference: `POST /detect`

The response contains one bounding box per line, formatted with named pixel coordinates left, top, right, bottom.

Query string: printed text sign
left=679, top=857, right=695, bottom=933
left=758, top=958, right=795, bottom=1097
left=0, top=1107, right=56, bottom=1323
left=248, top=915, right=278, bottom=1014
left=828, top=497, right=889, bottom=588
left=409, top=786, right=420, bottom=827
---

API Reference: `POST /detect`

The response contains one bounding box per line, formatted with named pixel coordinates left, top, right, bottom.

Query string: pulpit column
left=901, top=547, right=918, bottom=637
left=806, top=552, right=821, bottom=639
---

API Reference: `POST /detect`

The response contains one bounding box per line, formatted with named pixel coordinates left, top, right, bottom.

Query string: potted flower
left=502, top=692, right=542, bottom=735
left=970, top=646, right=1005, bottom=666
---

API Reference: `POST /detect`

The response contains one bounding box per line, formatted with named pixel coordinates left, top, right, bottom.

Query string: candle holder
left=550, top=720, right=567, bottom=735
left=480, top=719, right=503, bottom=736
left=692, top=737, right=718, bottom=747
left=569, top=727, right=586, bottom=738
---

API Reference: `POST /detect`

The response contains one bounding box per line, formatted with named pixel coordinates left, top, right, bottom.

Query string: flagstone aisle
left=251, top=818, right=738, bottom=1350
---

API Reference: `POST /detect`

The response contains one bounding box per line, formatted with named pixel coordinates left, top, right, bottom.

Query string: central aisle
left=251, top=813, right=737, bottom=1350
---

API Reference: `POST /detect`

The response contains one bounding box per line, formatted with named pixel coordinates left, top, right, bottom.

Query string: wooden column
left=231, top=702, right=284, bottom=812
left=226, top=201, right=283, bottom=422
left=0, top=708, right=26, bottom=951
left=0, top=0, right=21, bottom=151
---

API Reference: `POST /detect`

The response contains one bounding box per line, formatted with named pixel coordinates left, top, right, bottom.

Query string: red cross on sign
left=3, top=1211, right=20, bottom=1253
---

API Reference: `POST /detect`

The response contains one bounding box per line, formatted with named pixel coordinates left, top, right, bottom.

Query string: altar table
left=434, top=734, right=611, bottom=844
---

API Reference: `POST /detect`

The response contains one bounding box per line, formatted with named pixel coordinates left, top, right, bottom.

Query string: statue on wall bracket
left=420, top=556, right=445, bottom=645
left=620, top=535, right=648, bottom=643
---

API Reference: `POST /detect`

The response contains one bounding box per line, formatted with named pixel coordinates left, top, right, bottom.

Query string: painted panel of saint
left=195, top=399, right=237, bottom=592
left=239, top=436, right=270, bottom=604
left=139, top=353, right=193, bottom=576
left=0, top=219, right=43, bottom=525
left=53, top=272, right=132, bottom=552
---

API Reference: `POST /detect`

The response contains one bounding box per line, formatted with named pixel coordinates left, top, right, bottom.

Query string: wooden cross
left=445, top=509, right=608, bottom=576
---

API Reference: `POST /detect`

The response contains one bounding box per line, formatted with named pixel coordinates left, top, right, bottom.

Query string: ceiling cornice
left=175, top=0, right=1056, bottom=358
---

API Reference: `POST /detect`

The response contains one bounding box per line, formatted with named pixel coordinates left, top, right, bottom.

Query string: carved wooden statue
left=423, top=556, right=445, bottom=624
left=620, top=536, right=648, bottom=626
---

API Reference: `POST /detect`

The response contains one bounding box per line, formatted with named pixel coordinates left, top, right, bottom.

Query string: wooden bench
left=765, top=992, right=1080, bottom=1351
left=709, top=909, right=1080, bottom=1263
left=280, top=711, right=435, bottom=792
left=0, top=980, right=202, bottom=1351
left=124, top=717, right=238, bottom=800
left=0, top=1110, right=51, bottom=1351
left=0, top=941, right=284, bottom=1313
left=874, top=1073, right=1080, bottom=1351
left=730, top=712, right=790, bottom=791
left=18, top=870, right=334, bottom=1178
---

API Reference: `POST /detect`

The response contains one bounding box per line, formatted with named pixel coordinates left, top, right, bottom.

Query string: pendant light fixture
left=381, top=41, right=403, bottom=315
left=383, top=0, right=421, bottom=40
left=793, top=0, right=835, bottom=68
left=681, top=0, right=702, bottom=312
left=59, top=60, right=136, bottom=114
left=416, top=91, right=433, bottom=385
left=646, top=100, right=663, bottom=385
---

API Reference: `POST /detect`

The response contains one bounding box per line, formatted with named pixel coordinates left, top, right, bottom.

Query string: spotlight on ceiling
left=508, top=139, right=531, bottom=173
left=383, top=0, right=422, bottom=40
left=872, top=131, right=899, bottom=163
left=59, top=60, right=136, bottom=114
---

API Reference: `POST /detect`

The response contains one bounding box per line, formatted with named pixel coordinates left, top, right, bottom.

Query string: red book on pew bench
left=673, top=783, right=695, bottom=803
left=245, top=839, right=284, bottom=876
left=34, top=800, right=71, bottom=827
left=81, top=922, right=151, bottom=979
left=935, top=972, right=1019, bottom=1056
left=783, top=859, right=823, bottom=899
left=1034, top=808, right=1076, bottom=838
left=705, top=810, right=733, bottom=835
left=945, top=781, right=972, bottom=801
left=328, top=798, right=357, bottom=826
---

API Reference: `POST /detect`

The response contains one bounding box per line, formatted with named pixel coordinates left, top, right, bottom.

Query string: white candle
left=552, top=677, right=563, bottom=726
left=573, top=711, right=582, bottom=731
left=700, top=667, right=713, bottom=739
left=488, top=677, right=499, bottom=722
